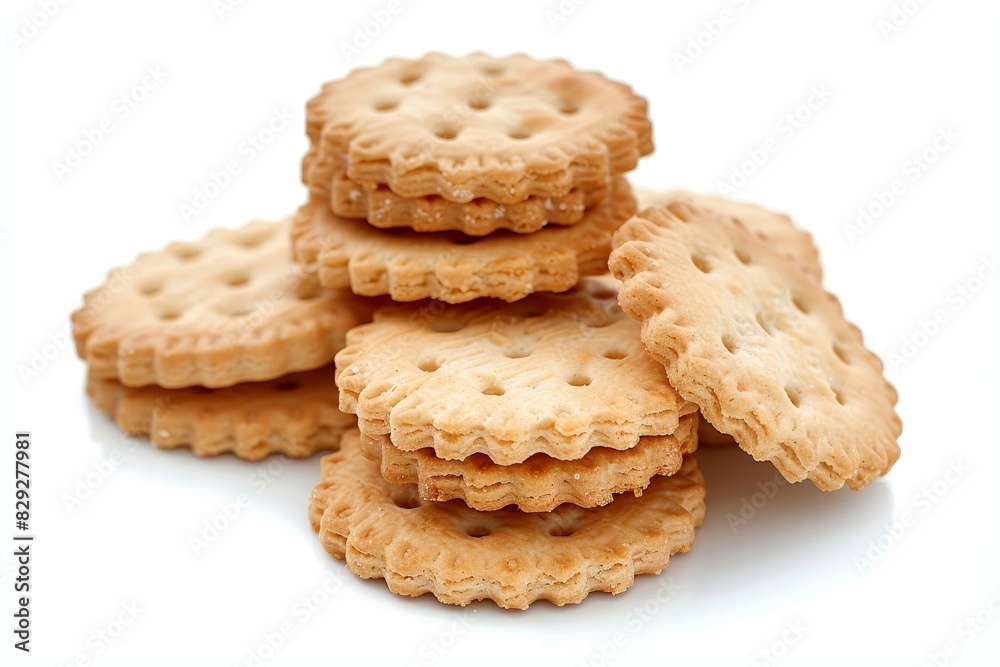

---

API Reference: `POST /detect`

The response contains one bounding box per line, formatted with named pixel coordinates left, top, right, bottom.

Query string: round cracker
left=87, top=365, right=354, bottom=460
left=634, top=188, right=823, bottom=280
left=365, top=414, right=698, bottom=512
left=72, top=219, right=373, bottom=388
left=309, top=429, right=704, bottom=609
left=303, top=152, right=605, bottom=235
left=609, top=202, right=901, bottom=491
left=335, top=277, right=696, bottom=464
left=290, top=177, right=636, bottom=304
left=306, top=52, right=652, bottom=205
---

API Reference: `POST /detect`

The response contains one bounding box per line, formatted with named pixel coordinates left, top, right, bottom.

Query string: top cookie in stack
left=293, top=52, right=652, bottom=303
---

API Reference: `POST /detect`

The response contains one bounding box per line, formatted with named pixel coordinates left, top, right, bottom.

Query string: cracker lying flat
left=88, top=366, right=354, bottom=460
left=307, top=154, right=605, bottom=235
left=635, top=189, right=823, bottom=280
left=609, top=203, right=901, bottom=491
left=72, top=218, right=373, bottom=388
left=363, top=413, right=698, bottom=512
left=335, top=277, right=696, bottom=464
left=309, top=429, right=704, bottom=609
left=290, top=177, right=636, bottom=303
left=306, top=52, right=652, bottom=206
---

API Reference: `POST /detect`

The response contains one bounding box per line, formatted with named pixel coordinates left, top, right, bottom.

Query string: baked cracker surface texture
left=87, top=365, right=354, bottom=460
left=309, top=429, right=705, bottom=609
left=366, top=413, right=699, bottom=512
left=72, top=218, right=374, bottom=388
left=305, top=52, right=653, bottom=203
left=289, top=176, right=637, bottom=304
left=634, top=188, right=823, bottom=280
left=335, top=276, right=696, bottom=464
left=609, top=202, right=901, bottom=491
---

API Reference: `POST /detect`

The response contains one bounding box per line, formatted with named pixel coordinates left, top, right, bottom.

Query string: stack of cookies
left=311, top=278, right=707, bottom=609
left=291, top=53, right=713, bottom=608
left=71, top=220, right=371, bottom=460
left=293, top=52, right=651, bottom=304
left=71, top=52, right=903, bottom=611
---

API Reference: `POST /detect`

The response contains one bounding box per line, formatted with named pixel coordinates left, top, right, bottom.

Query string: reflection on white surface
left=82, top=388, right=898, bottom=619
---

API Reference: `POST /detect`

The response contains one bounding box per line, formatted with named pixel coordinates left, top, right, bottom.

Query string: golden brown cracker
left=335, top=277, right=696, bottom=464
left=635, top=188, right=823, bottom=280
left=318, top=159, right=606, bottom=235
left=72, top=218, right=374, bottom=388
left=290, top=177, right=636, bottom=303
left=309, top=429, right=705, bottom=609
left=366, top=414, right=698, bottom=512
left=609, top=202, right=901, bottom=490
left=306, top=52, right=652, bottom=204
left=87, top=365, right=354, bottom=460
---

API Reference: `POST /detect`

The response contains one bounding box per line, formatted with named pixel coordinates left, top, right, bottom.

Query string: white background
left=3, top=1, right=998, bottom=665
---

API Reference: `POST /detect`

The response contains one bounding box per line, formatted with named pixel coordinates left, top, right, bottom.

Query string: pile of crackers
left=71, top=53, right=902, bottom=610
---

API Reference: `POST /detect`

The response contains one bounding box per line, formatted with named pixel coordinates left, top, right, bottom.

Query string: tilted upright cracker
left=635, top=188, right=823, bottom=280
left=609, top=202, right=901, bottom=491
